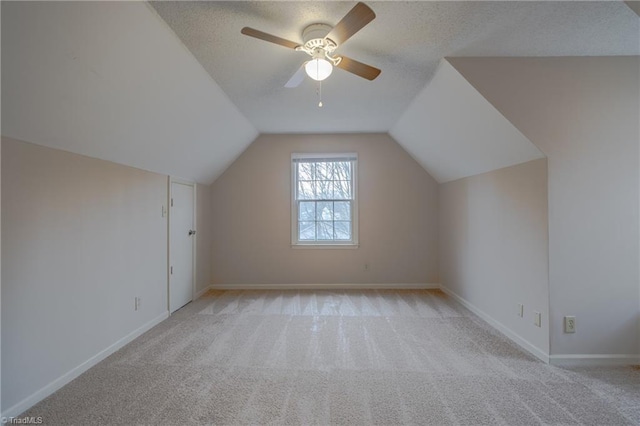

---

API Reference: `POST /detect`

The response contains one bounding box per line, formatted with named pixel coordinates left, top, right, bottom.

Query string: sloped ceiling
left=1, top=1, right=637, bottom=185
left=1, top=1, right=257, bottom=185
left=390, top=59, right=543, bottom=183
left=447, top=56, right=640, bottom=157
left=151, top=1, right=639, bottom=134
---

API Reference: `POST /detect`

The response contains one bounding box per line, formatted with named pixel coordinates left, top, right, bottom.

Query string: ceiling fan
left=240, top=2, right=381, bottom=89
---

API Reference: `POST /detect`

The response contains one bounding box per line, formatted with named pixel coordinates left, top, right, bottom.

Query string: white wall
left=210, top=133, right=439, bottom=286
left=1, top=137, right=169, bottom=414
left=450, top=57, right=639, bottom=361
left=196, top=184, right=212, bottom=294
left=439, top=159, right=550, bottom=360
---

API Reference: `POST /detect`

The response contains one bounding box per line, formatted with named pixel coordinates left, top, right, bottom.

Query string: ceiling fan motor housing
left=299, top=23, right=340, bottom=65
left=302, top=23, right=333, bottom=44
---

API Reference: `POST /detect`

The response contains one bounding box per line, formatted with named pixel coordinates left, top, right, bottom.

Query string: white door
left=170, top=181, right=195, bottom=313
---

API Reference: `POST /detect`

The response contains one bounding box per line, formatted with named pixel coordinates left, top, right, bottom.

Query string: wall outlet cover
left=564, top=316, right=576, bottom=333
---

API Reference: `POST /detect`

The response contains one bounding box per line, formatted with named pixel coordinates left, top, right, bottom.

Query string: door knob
left=188, top=230, right=196, bottom=236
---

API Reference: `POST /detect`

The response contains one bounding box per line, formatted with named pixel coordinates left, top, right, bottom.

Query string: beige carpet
left=23, top=289, right=640, bottom=425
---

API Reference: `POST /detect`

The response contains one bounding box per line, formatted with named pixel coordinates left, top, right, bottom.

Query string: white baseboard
left=440, top=286, right=550, bottom=364
left=2, top=311, right=169, bottom=419
left=195, top=285, right=214, bottom=299
left=210, top=283, right=441, bottom=290
left=549, top=354, right=640, bottom=367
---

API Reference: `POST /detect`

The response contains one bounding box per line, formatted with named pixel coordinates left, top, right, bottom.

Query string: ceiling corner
left=390, top=58, right=543, bottom=184
left=624, top=1, right=640, bottom=17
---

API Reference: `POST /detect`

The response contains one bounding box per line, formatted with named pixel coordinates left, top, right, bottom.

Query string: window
left=291, top=153, right=358, bottom=247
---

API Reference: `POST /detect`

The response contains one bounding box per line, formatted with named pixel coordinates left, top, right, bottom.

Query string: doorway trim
left=168, top=176, right=197, bottom=314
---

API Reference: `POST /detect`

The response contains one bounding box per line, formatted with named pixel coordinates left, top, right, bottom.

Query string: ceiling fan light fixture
left=240, top=3, right=381, bottom=87
left=305, top=58, right=333, bottom=81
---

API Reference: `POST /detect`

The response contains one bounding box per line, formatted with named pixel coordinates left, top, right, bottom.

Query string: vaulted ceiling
left=151, top=1, right=638, bottom=134
left=2, top=1, right=638, bottom=184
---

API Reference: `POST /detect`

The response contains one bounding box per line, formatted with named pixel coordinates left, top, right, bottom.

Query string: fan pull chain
left=317, top=80, right=323, bottom=108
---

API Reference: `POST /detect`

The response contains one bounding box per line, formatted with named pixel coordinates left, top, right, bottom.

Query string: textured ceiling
left=151, top=1, right=640, bottom=134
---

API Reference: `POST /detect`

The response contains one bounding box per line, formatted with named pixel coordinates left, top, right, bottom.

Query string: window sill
left=291, top=243, right=359, bottom=250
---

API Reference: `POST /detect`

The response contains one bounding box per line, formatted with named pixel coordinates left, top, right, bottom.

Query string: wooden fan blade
left=336, top=56, right=381, bottom=81
left=241, top=27, right=300, bottom=50
left=285, top=65, right=306, bottom=88
left=325, top=2, right=375, bottom=46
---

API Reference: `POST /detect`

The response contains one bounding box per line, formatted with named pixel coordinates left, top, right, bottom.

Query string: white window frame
left=291, top=152, right=359, bottom=248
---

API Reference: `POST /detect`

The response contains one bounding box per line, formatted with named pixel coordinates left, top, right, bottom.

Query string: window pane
left=299, top=202, right=315, bottom=221
left=316, top=201, right=333, bottom=220
left=298, top=162, right=314, bottom=181
left=334, top=201, right=351, bottom=220
left=333, top=161, right=351, bottom=180
left=315, top=162, right=334, bottom=180
left=299, top=221, right=316, bottom=240
left=297, top=181, right=315, bottom=200
left=334, top=180, right=352, bottom=199
left=316, top=179, right=333, bottom=200
left=334, top=221, right=351, bottom=240
left=316, top=221, right=334, bottom=240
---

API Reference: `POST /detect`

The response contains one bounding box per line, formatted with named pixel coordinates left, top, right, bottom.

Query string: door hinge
left=171, top=198, right=174, bottom=207
left=170, top=266, right=173, bottom=275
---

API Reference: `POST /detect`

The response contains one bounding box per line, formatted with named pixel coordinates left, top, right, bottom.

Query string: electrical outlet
left=517, top=304, right=524, bottom=317
left=364, top=263, right=370, bottom=271
left=564, top=316, right=576, bottom=333
left=161, top=205, right=167, bottom=218
left=134, top=297, right=141, bottom=311
left=534, top=311, right=541, bottom=327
